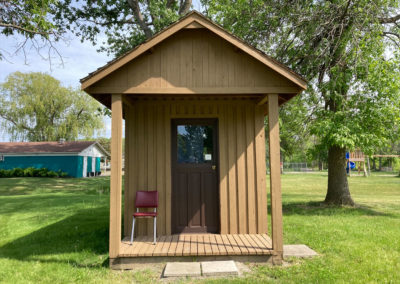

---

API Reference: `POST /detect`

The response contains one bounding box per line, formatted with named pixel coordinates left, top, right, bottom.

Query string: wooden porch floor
left=120, top=234, right=273, bottom=257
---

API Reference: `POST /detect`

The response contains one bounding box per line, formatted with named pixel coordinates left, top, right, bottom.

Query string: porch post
left=110, top=94, right=123, bottom=259
left=268, top=93, right=283, bottom=264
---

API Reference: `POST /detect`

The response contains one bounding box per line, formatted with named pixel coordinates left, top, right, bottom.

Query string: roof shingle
left=0, top=141, right=96, bottom=154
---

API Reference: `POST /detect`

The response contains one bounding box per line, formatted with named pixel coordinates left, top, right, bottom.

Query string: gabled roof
left=0, top=141, right=109, bottom=156
left=81, top=10, right=307, bottom=91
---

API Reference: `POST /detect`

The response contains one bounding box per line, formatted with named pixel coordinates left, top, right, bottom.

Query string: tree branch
left=383, top=31, right=400, bottom=40
left=379, top=14, right=400, bottom=24
left=167, top=0, right=176, bottom=9
left=0, top=22, right=56, bottom=37
left=126, top=0, right=153, bottom=38
left=179, top=0, right=192, bottom=15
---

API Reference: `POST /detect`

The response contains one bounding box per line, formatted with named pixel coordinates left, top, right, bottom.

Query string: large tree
left=0, top=0, right=65, bottom=62
left=203, top=0, right=400, bottom=205
left=53, top=0, right=192, bottom=56
left=0, top=72, right=104, bottom=141
left=48, top=0, right=400, bottom=205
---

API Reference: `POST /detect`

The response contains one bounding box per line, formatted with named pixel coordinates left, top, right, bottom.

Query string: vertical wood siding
left=124, top=98, right=268, bottom=236
left=92, top=29, right=296, bottom=93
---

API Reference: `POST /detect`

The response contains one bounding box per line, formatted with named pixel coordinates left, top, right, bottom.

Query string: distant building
left=0, top=141, right=109, bottom=178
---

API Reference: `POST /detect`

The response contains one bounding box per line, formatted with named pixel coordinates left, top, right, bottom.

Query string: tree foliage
left=0, top=72, right=104, bottom=141
left=0, top=0, right=65, bottom=61
left=203, top=0, right=400, bottom=205
left=53, top=0, right=192, bottom=56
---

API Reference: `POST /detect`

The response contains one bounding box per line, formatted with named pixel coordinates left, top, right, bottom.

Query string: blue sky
left=0, top=33, right=113, bottom=142
left=0, top=2, right=203, bottom=142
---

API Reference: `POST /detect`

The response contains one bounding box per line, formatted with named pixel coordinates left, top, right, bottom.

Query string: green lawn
left=0, top=174, right=399, bottom=283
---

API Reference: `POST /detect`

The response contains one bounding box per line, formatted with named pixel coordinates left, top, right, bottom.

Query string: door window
left=176, top=125, right=213, bottom=164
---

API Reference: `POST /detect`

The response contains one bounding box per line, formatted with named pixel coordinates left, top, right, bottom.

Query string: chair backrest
left=135, top=191, right=158, bottom=208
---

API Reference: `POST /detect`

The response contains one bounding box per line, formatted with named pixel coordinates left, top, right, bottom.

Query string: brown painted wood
left=227, top=105, right=238, bottom=234
left=226, top=234, right=240, bottom=255
left=160, top=235, right=173, bottom=256
left=239, top=234, right=257, bottom=255
left=171, top=118, right=219, bottom=234
left=123, top=108, right=130, bottom=236
left=215, top=234, right=227, bottom=255
left=245, top=105, right=257, bottom=234
left=232, top=234, right=249, bottom=254
left=110, top=94, right=123, bottom=258
left=219, top=104, right=229, bottom=234
left=248, top=234, right=267, bottom=255
left=221, top=234, right=235, bottom=255
left=255, top=105, right=268, bottom=233
left=245, top=234, right=263, bottom=255
left=165, top=102, right=172, bottom=235
left=190, top=235, right=198, bottom=255
left=120, top=234, right=273, bottom=258
left=131, top=236, right=146, bottom=256
left=236, top=106, right=247, bottom=233
left=203, top=234, right=213, bottom=256
left=182, top=235, right=191, bottom=256
left=124, top=99, right=269, bottom=237
left=210, top=234, right=220, bottom=255
left=152, top=236, right=167, bottom=256
left=87, top=86, right=301, bottom=96
left=261, top=234, right=273, bottom=247
left=197, top=235, right=205, bottom=256
left=268, top=94, right=284, bottom=260
left=174, top=234, right=184, bottom=256
left=81, top=12, right=307, bottom=91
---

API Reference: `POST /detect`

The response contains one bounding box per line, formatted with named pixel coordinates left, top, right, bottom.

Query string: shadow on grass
left=280, top=201, right=395, bottom=217
left=0, top=206, right=110, bottom=267
left=0, top=177, right=111, bottom=196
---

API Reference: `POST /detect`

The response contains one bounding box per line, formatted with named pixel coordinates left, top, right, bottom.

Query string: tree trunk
left=325, top=145, right=355, bottom=206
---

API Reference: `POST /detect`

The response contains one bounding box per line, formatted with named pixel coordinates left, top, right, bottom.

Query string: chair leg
left=130, top=217, right=135, bottom=245
left=153, top=217, right=157, bottom=244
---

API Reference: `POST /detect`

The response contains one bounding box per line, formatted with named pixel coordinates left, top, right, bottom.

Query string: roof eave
left=80, top=11, right=307, bottom=92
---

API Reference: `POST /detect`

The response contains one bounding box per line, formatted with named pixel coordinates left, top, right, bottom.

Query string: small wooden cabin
left=81, top=11, right=306, bottom=269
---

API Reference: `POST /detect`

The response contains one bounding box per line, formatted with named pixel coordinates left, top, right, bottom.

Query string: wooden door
left=171, top=119, right=219, bottom=234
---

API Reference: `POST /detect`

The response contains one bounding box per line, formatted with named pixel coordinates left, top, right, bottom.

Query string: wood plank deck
left=120, top=234, right=273, bottom=257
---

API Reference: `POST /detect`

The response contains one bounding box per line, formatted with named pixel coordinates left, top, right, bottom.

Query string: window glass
left=177, top=125, right=213, bottom=164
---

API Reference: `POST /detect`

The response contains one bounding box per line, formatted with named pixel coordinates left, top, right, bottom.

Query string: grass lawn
left=0, top=174, right=399, bottom=283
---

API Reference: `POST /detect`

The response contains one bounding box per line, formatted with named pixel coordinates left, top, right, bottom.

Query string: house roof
left=80, top=10, right=307, bottom=91
left=0, top=141, right=109, bottom=156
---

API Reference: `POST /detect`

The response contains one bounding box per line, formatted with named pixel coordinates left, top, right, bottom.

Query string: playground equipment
left=346, top=160, right=356, bottom=173
left=346, top=150, right=369, bottom=176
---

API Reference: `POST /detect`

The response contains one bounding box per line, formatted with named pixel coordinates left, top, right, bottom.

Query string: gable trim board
left=81, top=11, right=307, bottom=93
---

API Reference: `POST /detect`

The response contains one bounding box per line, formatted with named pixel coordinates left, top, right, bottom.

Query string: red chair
left=130, top=191, right=158, bottom=245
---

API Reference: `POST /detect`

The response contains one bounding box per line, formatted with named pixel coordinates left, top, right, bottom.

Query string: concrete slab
left=201, top=260, right=239, bottom=277
left=163, top=262, right=201, bottom=278
left=284, top=244, right=318, bottom=258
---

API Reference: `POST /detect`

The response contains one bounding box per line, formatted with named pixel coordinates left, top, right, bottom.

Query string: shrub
left=0, top=169, right=11, bottom=178
left=46, top=171, right=58, bottom=178
left=0, top=167, right=68, bottom=178
left=23, top=167, right=36, bottom=177
left=38, top=168, right=49, bottom=177
left=57, top=170, right=68, bottom=178
left=11, top=168, right=24, bottom=177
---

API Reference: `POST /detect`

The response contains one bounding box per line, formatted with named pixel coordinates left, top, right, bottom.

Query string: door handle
left=212, top=165, right=216, bottom=170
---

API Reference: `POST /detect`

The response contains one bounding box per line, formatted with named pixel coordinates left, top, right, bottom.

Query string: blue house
left=0, top=141, right=109, bottom=178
